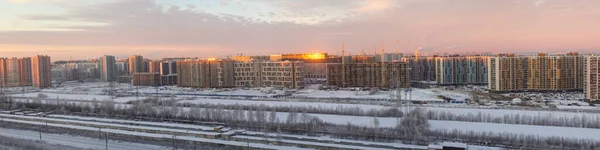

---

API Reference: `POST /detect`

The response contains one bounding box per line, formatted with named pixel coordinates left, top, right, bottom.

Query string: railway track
left=0, top=112, right=419, bottom=150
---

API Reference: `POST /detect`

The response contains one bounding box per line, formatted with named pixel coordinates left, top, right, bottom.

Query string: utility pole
left=172, top=135, right=176, bottom=150
left=105, top=132, right=108, bottom=150
left=98, top=127, right=102, bottom=139
left=38, top=124, right=42, bottom=140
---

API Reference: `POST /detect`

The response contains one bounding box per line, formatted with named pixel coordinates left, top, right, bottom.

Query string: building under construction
left=177, top=59, right=235, bottom=88
left=326, top=62, right=410, bottom=89
left=404, top=56, right=437, bottom=83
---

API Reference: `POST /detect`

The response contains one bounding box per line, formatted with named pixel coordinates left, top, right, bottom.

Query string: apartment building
left=405, top=56, right=437, bottom=82
left=132, top=72, right=161, bottom=86
left=435, top=56, right=488, bottom=85
left=52, top=61, right=101, bottom=82
left=32, top=55, right=52, bottom=88
left=326, top=62, right=410, bottom=89
left=0, top=58, right=6, bottom=87
left=19, top=57, right=32, bottom=86
left=128, top=55, right=145, bottom=75
left=584, top=56, right=600, bottom=101
left=159, top=61, right=177, bottom=85
left=0, top=57, right=33, bottom=87
left=234, top=61, right=262, bottom=87
left=100, top=55, right=117, bottom=82
left=488, top=53, right=584, bottom=92
left=148, top=60, right=161, bottom=73
left=177, top=59, right=235, bottom=88
left=274, top=53, right=341, bottom=84
left=232, top=60, right=304, bottom=88
left=259, top=61, right=303, bottom=88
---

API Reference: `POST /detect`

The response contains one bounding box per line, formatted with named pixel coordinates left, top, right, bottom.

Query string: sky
left=1, top=0, right=599, bottom=60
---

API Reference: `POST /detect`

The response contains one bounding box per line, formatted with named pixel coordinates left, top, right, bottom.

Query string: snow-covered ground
left=26, top=82, right=473, bottom=102
left=177, top=98, right=600, bottom=122
left=0, top=116, right=310, bottom=150
left=0, top=127, right=167, bottom=150
left=10, top=92, right=148, bottom=103
left=3, top=113, right=504, bottom=150
left=48, top=114, right=215, bottom=131
left=178, top=98, right=391, bottom=110
left=293, top=87, right=469, bottom=101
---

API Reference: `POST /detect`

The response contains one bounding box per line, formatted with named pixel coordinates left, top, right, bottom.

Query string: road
left=0, top=127, right=166, bottom=150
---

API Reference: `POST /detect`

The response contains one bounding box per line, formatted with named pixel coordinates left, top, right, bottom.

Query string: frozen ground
left=178, top=98, right=392, bottom=110
left=0, top=116, right=310, bottom=150
left=24, top=82, right=472, bottom=102
left=10, top=92, right=148, bottom=103
left=294, top=85, right=469, bottom=101
left=0, top=127, right=166, bottom=150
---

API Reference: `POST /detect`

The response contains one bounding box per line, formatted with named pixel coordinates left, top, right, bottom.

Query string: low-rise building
left=132, top=72, right=161, bottom=86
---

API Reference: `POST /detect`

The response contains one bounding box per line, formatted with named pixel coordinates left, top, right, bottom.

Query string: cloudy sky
left=1, top=0, right=599, bottom=60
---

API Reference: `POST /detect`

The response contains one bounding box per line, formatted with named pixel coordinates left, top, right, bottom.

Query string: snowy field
left=178, top=98, right=392, bottom=110
left=23, top=82, right=473, bottom=101
left=293, top=87, right=469, bottom=101
left=11, top=92, right=148, bottom=103
left=0, top=116, right=310, bottom=150
left=0, top=127, right=167, bottom=150
left=177, top=98, right=600, bottom=122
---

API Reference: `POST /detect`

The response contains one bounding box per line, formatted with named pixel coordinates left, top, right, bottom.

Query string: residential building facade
left=128, top=55, right=145, bottom=75
left=177, top=59, right=235, bottom=88
left=100, top=55, right=117, bottom=82
left=326, top=62, right=410, bottom=89
left=32, top=55, right=52, bottom=88
left=488, top=53, right=584, bottom=92
left=132, top=72, right=161, bottom=86
left=435, top=56, right=488, bottom=85
left=584, top=56, right=600, bottom=101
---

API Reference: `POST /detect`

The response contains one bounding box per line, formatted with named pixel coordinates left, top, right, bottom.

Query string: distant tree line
left=174, top=99, right=600, bottom=129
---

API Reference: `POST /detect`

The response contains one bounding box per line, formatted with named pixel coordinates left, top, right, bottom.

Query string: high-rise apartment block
left=128, top=55, right=145, bottom=75
left=488, top=53, right=584, bottom=92
left=435, top=56, right=488, bottom=85
left=5, top=58, right=22, bottom=87
left=32, top=55, right=52, bottom=88
left=100, top=55, right=117, bottom=82
left=584, top=56, right=600, bottom=101
left=177, top=59, right=235, bottom=88
left=405, top=56, right=437, bottom=82
left=52, top=60, right=101, bottom=82
left=19, top=57, right=32, bottom=86
left=326, top=62, right=410, bottom=89
left=148, top=60, right=161, bottom=73
left=0, top=58, right=6, bottom=87
left=0, top=57, right=33, bottom=87
left=159, top=61, right=178, bottom=85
